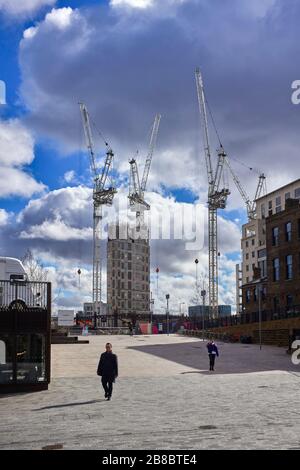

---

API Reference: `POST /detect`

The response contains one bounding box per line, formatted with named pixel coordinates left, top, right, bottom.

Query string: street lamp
left=166, top=294, right=170, bottom=336
left=258, top=282, right=262, bottom=351
left=195, top=259, right=199, bottom=294
left=150, top=291, right=154, bottom=334
left=200, top=287, right=206, bottom=341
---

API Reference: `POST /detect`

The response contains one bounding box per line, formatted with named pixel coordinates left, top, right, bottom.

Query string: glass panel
left=16, top=334, right=46, bottom=383
left=0, top=335, right=14, bottom=384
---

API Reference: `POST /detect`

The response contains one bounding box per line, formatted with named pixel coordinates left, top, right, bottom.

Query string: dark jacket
left=97, top=352, right=118, bottom=381
left=207, top=342, right=219, bottom=357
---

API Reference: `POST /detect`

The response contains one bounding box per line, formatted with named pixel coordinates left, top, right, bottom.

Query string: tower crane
left=225, top=158, right=267, bottom=219
left=195, top=69, right=230, bottom=319
left=79, top=103, right=117, bottom=318
left=128, top=114, right=161, bottom=232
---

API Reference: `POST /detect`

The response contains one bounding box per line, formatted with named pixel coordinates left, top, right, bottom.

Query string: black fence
left=0, top=280, right=49, bottom=310
left=188, top=306, right=300, bottom=330
left=0, top=280, right=51, bottom=393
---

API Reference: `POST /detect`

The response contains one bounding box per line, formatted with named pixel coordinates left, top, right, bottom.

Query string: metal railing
left=0, top=280, right=51, bottom=310
left=186, top=306, right=300, bottom=330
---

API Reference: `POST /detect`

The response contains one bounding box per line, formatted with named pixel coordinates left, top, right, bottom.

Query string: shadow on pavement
left=34, top=399, right=105, bottom=410
left=127, top=339, right=300, bottom=375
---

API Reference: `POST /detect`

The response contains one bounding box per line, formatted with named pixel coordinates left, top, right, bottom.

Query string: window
left=0, top=335, right=13, bottom=384
left=252, top=239, right=255, bottom=246
left=246, top=289, right=251, bottom=303
left=246, top=253, right=249, bottom=260
left=275, top=196, right=281, bottom=213
left=246, top=277, right=249, bottom=283
left=285, top=192, right=291, bottom=200
left=268, top=200, right=272, bottom=209
left=252, top=251, right=255, bottom=258
left=258, top=248, right=266, bottom=258
left=245, top=241, right=249, bottom=248
left=258, top=260, right=267, bottom=278
left=286, top=255, right=293, bottom=280
left=285, top=222, right=292, bottom=242
left=254, top=288, right=257, bottom=302
left=273, top=297, right=279, bottom=313
left=273, top=258, right=280, bottom=281
left=286, top=294, right=293, bottom=309
left=246, top=265, right=249, bottom=272
left=16, top=334, right=46, bottom=383
left=272, top=227, right=279, bottom=246
left=295, top=188, right=300, bottom=199
left=261, top=204, right=265, bottom=219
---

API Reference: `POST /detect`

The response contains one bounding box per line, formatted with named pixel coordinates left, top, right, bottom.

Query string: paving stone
left=1, top=334, right=300, bottom=449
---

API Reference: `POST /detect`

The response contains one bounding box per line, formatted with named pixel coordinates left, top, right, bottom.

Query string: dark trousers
left=101, top=376, right=113, bottom=397
left=209, top=354, right=216, bottom=370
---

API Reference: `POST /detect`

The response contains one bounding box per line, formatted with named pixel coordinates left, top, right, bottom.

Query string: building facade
left=83, top=302, right=107, bottom=316
left=265, top=198, right=300, bottom=313
left=242, top=198, right=300, bottom=315
left=240, top=179, right=300, bottom=287
left=107, top=223, right=150, bottom=320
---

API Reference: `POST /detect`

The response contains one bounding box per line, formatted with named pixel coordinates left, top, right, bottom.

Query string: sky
left=0, top=0, right=299, bottom=315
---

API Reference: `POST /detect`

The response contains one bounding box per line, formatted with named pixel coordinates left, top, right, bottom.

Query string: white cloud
left=63, top=170, right=76, bottom=183
left=23, top=26, right=38, bottom=39
left=0, top=209, right=9, bottom=226
left=0, top=0, right=56, bottom=16
left=0, top=167, right=45, bottom=198
left=0, top=119, right=46, bottom=198
left=111, top=0, right=154, bottom=8
left=23, top=7, right=79, bottom=40
left=44, top=6, right=74, bottom=29
left=110, top=0, right=189, bottom=9
left=20, top=213, right=92, bottom=241
left=0, top=119, right=34, bottom=167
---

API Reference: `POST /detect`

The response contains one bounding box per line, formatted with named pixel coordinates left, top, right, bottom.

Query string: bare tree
left=22, top=249, right=49, bottom=282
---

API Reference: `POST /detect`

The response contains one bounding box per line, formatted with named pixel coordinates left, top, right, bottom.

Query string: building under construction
left=107, top=223, right=150, bottom=322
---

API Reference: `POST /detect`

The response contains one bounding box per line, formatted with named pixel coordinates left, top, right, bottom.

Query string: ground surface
left=1, top=334, right=300, bottom=450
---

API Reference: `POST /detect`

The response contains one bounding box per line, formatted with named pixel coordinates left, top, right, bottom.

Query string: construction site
left=1, top=0, right=300, bottom=453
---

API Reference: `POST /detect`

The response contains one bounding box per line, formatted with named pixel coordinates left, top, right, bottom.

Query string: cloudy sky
left=0, top=0, right=299, bottom=315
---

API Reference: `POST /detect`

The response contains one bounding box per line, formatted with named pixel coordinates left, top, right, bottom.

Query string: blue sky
left=0, top=0, right=299, bottom=313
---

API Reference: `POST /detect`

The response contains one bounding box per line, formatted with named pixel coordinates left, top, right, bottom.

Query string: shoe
left=107, top=396, right=111, bottom=401
left=105, top=392, right=108, bottom=398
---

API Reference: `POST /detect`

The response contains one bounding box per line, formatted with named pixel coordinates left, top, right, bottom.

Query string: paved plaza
left=1, top=334, right=300, bottom=450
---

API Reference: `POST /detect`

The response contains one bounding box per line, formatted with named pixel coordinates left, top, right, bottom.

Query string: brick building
left=107, top=223, right=150, bottom=321
left=265, top=198, right=300, bottom=313
left=242, top=198, right=300, bottom=316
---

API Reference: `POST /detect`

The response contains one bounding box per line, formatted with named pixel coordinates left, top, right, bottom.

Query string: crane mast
left=129, top=114, right=161, bottom=232
left=79, top=103, right=117, bottom=319
left=225, top=156, right=267, bottom=220
left=195, top=69, right=229, bottom=319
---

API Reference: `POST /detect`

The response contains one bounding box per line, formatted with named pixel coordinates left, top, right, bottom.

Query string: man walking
left=206, top=339, right=219, bottom=371
left=97, top=342, right=118, bottom=400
